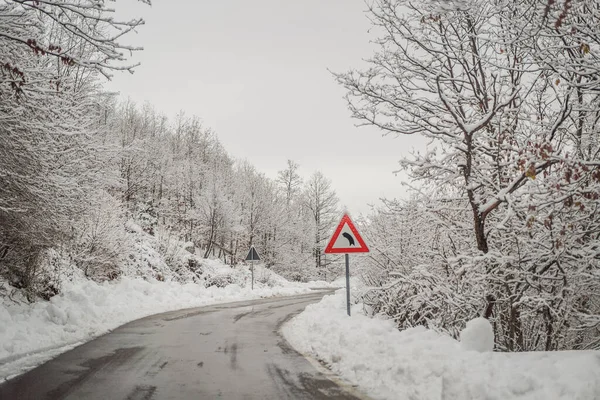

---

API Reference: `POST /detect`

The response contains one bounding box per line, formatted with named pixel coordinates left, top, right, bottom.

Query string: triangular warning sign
left=245, top=246, right=261, bottom=261
left=324, top=214, right=369, bottom=254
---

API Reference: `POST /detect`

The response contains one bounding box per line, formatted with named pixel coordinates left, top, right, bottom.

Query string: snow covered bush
left=256, top=270, right=275, bottom=287
left=272, top=260, right=318, bottom=283
left=362, top=265, right=483, bottom=340
left=70, top=191, right=131, bottom=282
left=362, top=196, right=600, bottom=351
left=204, top=274, right=235, bottom=289
left=134, top=201, right=159, bottom=236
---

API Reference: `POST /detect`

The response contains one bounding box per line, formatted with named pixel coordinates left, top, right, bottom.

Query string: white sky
left=105, top=0, right=426, bottom=215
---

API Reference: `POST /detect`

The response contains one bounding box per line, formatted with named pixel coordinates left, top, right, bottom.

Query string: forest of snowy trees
left=341, top=0, right=600, bottom=351
left=2, top=0, right=599, bottom=357
left=0, top=1, right=342, bottom=301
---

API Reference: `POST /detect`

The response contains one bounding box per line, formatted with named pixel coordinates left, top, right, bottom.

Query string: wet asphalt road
left=0, top=290, right=366, bottom=400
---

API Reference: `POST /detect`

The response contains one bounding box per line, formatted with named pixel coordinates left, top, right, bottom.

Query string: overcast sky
left=106, top=0, right=425, bottom=215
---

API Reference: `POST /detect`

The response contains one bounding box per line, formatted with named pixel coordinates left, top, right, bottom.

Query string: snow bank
left=0, top=274, right=311, bottom=381
left=283, top=290, right=600, bottom=400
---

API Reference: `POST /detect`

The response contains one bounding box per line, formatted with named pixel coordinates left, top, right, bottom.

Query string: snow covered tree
left=339, top=0, right=600, bottom=350
left=1, top=0, right=148, bottom=85
left=269, top=161, right=313, bottom=281
left=277, top=160, right=302, bottom=206
left=0, top=0, right=148, bottom=296
left=302, top=171, right=339, bottom=275
left=198, top=146, right=236, bottom=260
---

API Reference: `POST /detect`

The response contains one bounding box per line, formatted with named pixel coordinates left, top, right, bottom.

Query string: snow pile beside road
left=0, top=274, right=312, bottom=381
left=459, top=317, right=494, bottom=352
left=283, top=290, right=600, bottom=400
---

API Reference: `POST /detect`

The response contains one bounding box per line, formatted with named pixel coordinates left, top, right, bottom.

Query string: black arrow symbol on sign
left=342, top=232, right=355, bottom=246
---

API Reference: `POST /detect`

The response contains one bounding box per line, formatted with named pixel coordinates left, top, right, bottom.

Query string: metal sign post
left=324, top=214, right=369, bottom=317
left=245, top=246, right=261, bottom=290
left=345, top=254, right=351, bottom=316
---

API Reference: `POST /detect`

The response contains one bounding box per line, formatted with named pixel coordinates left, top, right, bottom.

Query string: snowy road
left=0, top=290, right=367, bottom=400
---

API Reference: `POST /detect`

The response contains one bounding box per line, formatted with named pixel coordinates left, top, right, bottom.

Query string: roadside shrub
left=204, top=274, right=234, bottom=288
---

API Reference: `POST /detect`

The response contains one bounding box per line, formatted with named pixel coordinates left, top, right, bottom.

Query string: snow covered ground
left=283, top=289, right=600, bottom=400
left=0, top=259, right=330, bottom=382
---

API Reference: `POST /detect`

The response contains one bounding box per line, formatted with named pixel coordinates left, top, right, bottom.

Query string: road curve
left=0, top=290, right=366, bottom=400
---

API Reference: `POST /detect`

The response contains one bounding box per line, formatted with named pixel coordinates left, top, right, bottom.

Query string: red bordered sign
left=324, top=214, right=369, bottom=254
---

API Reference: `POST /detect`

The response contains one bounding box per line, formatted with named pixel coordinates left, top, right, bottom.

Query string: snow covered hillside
left=283, top=290, right=600, bottom=400
left=0, top=221, right=330, bottom=382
